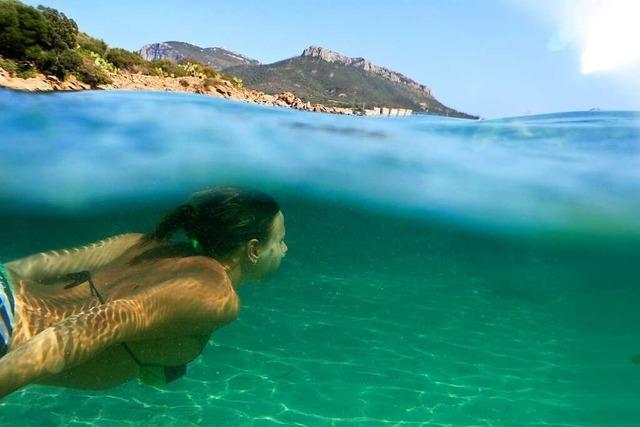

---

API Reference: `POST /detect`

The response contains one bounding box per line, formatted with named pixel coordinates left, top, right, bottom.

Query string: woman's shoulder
left=75, top=233, right=147, bottom=253
left=171, top=255, right=229, bottom=280
left=146, top=256, right=238, bottom=326
left=150, top=255, right=232, bottom=292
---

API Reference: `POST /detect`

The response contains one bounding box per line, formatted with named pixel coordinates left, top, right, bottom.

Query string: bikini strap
left=62, top=271, right=187, bottom=385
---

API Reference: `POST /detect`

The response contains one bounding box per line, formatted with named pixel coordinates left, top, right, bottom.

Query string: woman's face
left=253, top=211, right=288, bottom=282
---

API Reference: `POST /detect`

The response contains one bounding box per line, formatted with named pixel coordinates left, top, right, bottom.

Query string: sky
left=24, top=0, right=640, bottom=118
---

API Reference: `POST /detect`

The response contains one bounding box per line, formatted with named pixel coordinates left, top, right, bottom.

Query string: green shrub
left=58, top=49, right=82, bottom=75
left=202, top=66, right=220, bottom=79
left=146, top=65, right=164, bottom=77
left=0, top=0, right=51, bottom=58
left=178, top=61, right=205, bottom=78
left=75, top=54, right=112, bottom=86
left=105, top=48, right=143, bottom=71
left=177, top=58, right=220, bottom=79
left=0, top=1, right=80, bottom=79
left=231, top=76, right=243, bottom=88
left=15, top=62, right=36, bottom=78
left=76, top=32, right=107, bottom=56
left=24, top=45, right=55, bottom=74
left=0, top=57, right=18, bottom=74
left=23, top=45, right=82, bottom=79
left=37, top=5, right=77, bottom=50
left=147, top=59, right=188, bottom=78
left=127, top=61, right=149, bottom=74
left=87, top=51, right=117, bottom=73
left=219, top=73, right=243, bottom=88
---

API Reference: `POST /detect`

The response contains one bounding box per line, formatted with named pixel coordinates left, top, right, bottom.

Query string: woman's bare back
left=6, top=235, right=239, bottom=390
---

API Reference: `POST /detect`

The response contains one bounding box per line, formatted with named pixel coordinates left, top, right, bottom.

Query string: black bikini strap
left=63, top=271, right=147, bottom=367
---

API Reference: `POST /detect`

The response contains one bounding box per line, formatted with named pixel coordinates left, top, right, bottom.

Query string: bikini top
left=63, top=271, right=187, bottom=385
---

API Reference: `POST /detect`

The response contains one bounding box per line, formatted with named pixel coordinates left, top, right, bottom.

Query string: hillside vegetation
left=138, top=41, right=259, bottom=70
left=0, top=0, right=242, bottom=87
left=226, top=56, right=474, bottom=118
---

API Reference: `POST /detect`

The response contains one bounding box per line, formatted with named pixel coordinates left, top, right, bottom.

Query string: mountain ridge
left=301, top=46, right=432, bottom=97
left=138, top=41, right=259, bottom=70
left=227, top=47, right=476, bottom=118
left=139, top=41, right=476, bottom=118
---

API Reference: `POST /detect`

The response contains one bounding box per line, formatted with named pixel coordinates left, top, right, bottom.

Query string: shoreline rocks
left=0, top=69, right=91, bottom=92
left=0, top=68, right=411, bottom=116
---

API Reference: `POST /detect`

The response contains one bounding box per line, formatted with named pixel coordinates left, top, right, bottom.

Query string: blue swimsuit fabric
left=0, top=264, right=16, bottom=357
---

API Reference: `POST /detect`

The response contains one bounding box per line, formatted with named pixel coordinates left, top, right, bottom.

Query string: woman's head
left=152, top=187, right=287, bottom=278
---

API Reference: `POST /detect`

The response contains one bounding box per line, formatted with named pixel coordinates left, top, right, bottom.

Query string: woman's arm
left=0, top=298, right=152, bottom=398
left=4, top=233, right=144, bottom=282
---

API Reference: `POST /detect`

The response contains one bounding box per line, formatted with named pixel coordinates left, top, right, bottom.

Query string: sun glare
left=580, top=0, right=640, bottom=74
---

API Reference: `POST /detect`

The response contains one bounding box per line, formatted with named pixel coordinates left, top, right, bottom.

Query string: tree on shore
left=0, top=0, right=82, bottom=79
left=0, top=0, right=243, bottom=88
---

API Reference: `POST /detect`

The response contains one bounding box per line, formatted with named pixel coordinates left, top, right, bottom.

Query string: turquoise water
left=1, top=89, right=639, bottom=426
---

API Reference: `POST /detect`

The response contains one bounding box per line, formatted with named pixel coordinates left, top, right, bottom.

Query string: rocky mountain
left=226, top=46, right=476, bottom=118
left=138, top=42, right=259, bottom=70
left=301, top=46, right=432, bottom=97
left=139, top=42, right=475, bottom=118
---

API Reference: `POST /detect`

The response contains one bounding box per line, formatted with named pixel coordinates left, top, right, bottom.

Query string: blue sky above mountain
left=24, top=0, right=640, bottom=118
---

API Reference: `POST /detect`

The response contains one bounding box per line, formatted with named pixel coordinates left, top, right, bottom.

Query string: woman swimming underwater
left=0, top=186, right=288, bottom=398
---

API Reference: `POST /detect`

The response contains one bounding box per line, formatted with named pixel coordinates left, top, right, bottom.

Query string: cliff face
left=138, top=42, right=182, bottom=62
left=226, top=55, right=476, bottom=119
left=138, top=42, right=259, bottom=70
left=301, top=46, right=431, bottom=96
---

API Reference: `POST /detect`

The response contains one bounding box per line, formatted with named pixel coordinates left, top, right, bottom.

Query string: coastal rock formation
left=138, top=42, right=183, bottom=62
left=0, top=67, right=360, bottom=116
left=138, top=42, right=259, bottom=70
left=0, top=68, right=90, bottom=91
left=301, top=46, right=431, bottom=96
left=226, top=46, right=477, bottom=119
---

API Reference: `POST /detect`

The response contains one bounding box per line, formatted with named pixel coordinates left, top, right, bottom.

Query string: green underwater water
left=1, top=194, right=639, bottom=426
left=2, top=90, right=640, bottom=425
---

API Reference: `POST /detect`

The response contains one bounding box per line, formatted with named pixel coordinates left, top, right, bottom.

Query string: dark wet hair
left=151, top=186, right=280, bottom=258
